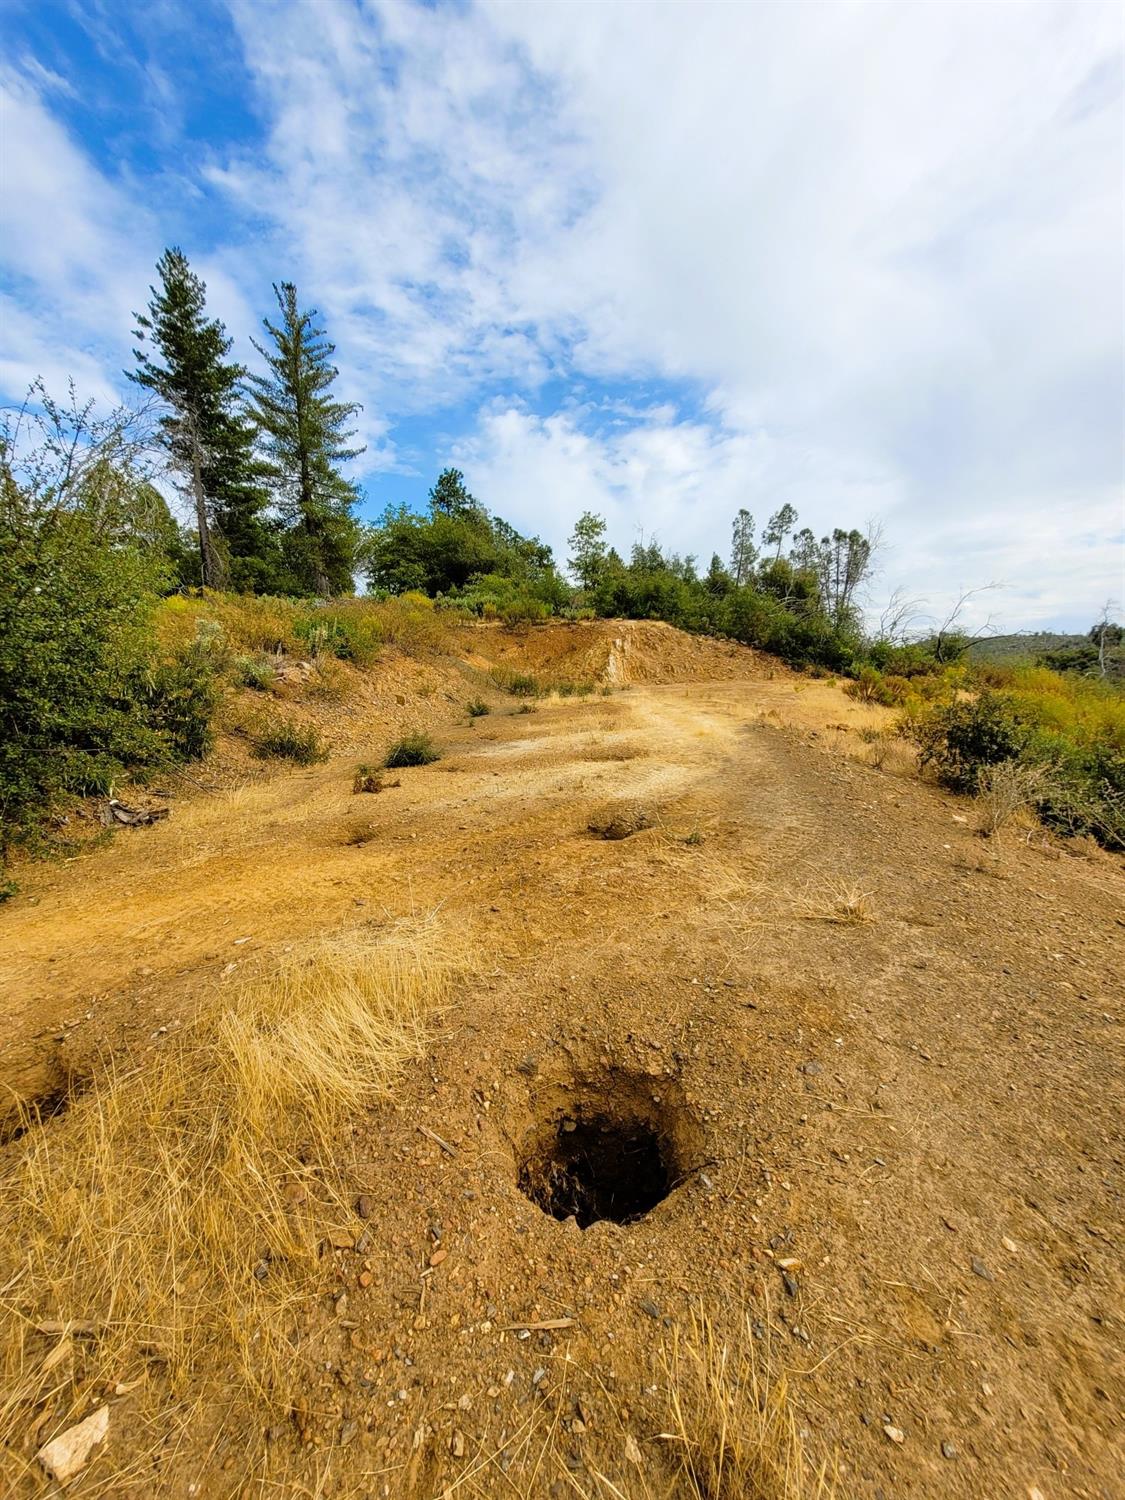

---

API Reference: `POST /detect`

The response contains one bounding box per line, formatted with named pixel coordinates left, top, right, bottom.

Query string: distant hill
left=968, top=630, right=1124, bottom=682
left=966, top=632, right=1086, bottom=664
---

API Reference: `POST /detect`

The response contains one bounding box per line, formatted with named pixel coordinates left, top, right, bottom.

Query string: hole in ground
left=519, top=1114, right=672, bottom=1227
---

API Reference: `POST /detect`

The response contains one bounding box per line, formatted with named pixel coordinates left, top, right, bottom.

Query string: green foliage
left=491, top=668, right=541, bottom=697
left=131, top=248, right=272, bottom=589
left=363, top=480, right=561, bottom=597
left=569, top=511, right=608, bottom=592
left=906, top=674, right=1124, bottom=849
left=1, top=394, right=218, bottom=855
left=845, top=667, right=910, bottom=707
left=145, top=643, right=220, bottom=760
left=466, top=698, right=489, bottom=718
left=252, top=720, right=328, bottom=764
left=909, top=693, right=1029, bottom=794
left=384, top=731, right=440, bottom=768
left=245, top=282, right=364, bottom=597
left=233, top=654, right=277, bottom=691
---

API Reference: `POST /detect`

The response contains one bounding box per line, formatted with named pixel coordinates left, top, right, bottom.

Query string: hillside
left=1, top=620, right=1121, bottom=1500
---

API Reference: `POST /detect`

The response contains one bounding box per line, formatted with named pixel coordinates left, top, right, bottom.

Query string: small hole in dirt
left=0, top=1085, right=76, bottom=1146
left=518, top=1113, right=674, bottom=1228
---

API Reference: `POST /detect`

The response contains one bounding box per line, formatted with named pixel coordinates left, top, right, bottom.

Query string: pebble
left=883, top=1424, right=905, bottom=1444
left=971, top=1256, right=994, bottom=1281
left=941, top=1441, right=957, bottom=1460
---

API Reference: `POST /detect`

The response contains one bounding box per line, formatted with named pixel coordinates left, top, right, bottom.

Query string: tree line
left=131, top=249, right=364, bottom=597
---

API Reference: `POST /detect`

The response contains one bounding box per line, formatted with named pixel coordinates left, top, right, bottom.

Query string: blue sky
left=1, top=0, right=1122, bottom=630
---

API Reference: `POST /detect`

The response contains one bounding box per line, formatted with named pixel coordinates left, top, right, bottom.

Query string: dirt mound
left=455, top=618, right=766, bottom=687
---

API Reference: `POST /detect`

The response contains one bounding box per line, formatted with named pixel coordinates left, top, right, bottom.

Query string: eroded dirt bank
left=1, top=627, right=1121, bottom=1499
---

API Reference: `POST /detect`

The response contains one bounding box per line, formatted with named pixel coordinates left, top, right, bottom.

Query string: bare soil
left=1, top=621, right=1121, bottom=1498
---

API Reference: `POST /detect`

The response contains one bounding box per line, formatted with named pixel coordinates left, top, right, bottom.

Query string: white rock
left=37, top=1406, right=109, bottom=1484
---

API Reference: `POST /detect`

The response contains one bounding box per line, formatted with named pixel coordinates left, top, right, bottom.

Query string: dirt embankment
left=1, top=621, right=1120, bottom=1500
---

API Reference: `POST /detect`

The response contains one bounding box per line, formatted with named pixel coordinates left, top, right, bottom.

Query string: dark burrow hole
left=518, top=1113, right=674, bottom=1228
left=0, top=1083, right=77, bottom=1147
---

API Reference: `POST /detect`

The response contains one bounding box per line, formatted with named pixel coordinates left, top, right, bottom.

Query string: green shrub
left=490, top=668, right=540, bottom=698
left=908, top=693, right=1028, bottom=793
left=294, top=615, right=353, bottom=660
left=845, top=667, right=910, bottom=707
left=384, top=731, right=440, bottom=768
left=252, top=721, right=328, bottom=765
left=233, top=654, right=277, bottom=691
left=466, top=698, right=489, bottom=718
left=0, top=478, right=218, bottom=854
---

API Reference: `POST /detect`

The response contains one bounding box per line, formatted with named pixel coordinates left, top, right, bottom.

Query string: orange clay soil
left=1, top=620, right=1121, bottom=1499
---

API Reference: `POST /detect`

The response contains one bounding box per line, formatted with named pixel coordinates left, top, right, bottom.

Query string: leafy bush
left=252, top=721, right=328, bottom=764
left=384, top=731, right=440, bottom=768
left=466, top=698, right=489, bottom=718
left=1, top=472, right=218, bottom=853
left=908, top=693, right=1029, bottom=793
left=233, top=654, right=277, bottom=691
left=845, top=667, right=909, bottom=706
left=490, top=668, right=541, bottom=697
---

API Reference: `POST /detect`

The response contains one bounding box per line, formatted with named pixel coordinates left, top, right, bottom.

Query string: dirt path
left=1, top=668, right=1121, bottom=1498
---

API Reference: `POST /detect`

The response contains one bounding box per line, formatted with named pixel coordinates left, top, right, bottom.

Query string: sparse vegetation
left=352, top=763, right=384, bottom=793
left=491, top=667, right=541, bottom=697
left=466, top=697, right=489, bottom=717
left=252, top=719, right=328, bottom=764
left=795, top=878, right=875, bottom=924
left=0, top=929, right=451, bottom=1469
left=384, top=730, right=440, bottom=768
left=657, top=1303, right=835, bottom=1500
left=232, top=653, right=277, bottom=690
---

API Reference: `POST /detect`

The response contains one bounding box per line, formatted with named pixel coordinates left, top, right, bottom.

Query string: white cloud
left=2, top=2, right=1121, bottom=629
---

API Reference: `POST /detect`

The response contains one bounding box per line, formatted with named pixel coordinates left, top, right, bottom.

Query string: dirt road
left=1, top=661, right=1121, bottom=1498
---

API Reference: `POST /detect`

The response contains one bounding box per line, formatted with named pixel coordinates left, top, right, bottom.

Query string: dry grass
left=652, top=1305, right=834, bottom=1500
left=974, top=761, right=1051, bottom=840
left=582, top=739, right=646, bottom=763
left=0, top=925, right=451, bottom=1485
left=437, top=1302, right=833, bottom=1500
left=793, top=878, right=875, bottom=925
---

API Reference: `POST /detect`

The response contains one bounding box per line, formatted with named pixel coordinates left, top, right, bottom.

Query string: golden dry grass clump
left=654, top=1305, right=834, bottom=1500
left=0, top=926, right=452, bottom=1481
left=793, top=878, right=875, bottom=925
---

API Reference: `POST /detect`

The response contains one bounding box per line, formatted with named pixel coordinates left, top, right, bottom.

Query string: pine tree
left=730, top=508, right=757, bottom=585
left=428, top=467, right=480, bottom=519
left=246, top=282, right=364, bottom=597
left=130, top=248, right=268, bottom=590
left=764, top=502, right=798, bottom=560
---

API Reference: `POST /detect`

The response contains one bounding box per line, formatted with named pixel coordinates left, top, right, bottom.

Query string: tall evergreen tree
left=764, top=502, right=798, bottom=559
left=429, top=467, right=480, bottom=519
left=246, top=282, right=364, bottom=597
left=730, top=508, right=757, bottom=585
left=130, top=248, right=268, bottom=590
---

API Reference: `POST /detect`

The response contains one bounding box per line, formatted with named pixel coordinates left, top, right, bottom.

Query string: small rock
left=356, top=1194, right=376, bottom=1219
left=638, top=1298, right=662, bottom=1320
left=941, top=1440, right=958, bottom=1460
left=781, top=1272, right=799, bottom=1298
left=450, top=1429, right=465, bottom=1458
left=624, top=1433, right=643, bottom=1465
left=971, top=1256, right=994, bottom=1281
left=38, top=1406, right=110, bottom=1484
left=429, top=1247, right=448, bottom=1268
left=800, top=1061, right=823, bottom=1076
left=516, top=1056, right=538, bottom=1077
left=1002, top=1236, right=1018, bottom=1254
left=883, top=1424, right=905, bottom=1444
left=339, top=1419, right=359, bottom=1445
